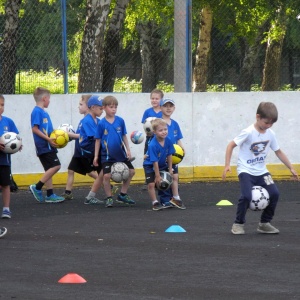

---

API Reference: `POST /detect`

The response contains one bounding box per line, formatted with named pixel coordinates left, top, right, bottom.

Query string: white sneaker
left=231, top=223, right=245, bottom=235
left=257, top=222, right=279, bottom=234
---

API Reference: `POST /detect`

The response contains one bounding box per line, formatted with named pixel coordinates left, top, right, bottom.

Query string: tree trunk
left=137, top=22, right=160, bottom=92
left=102, top=0, right=130, bottom=92
left=192, top=6, right=212, bottom=92
left=78, top=0, right=111, bottom=93
left=262, top=15, right=287, bottom=91
left=237, top=21, right=269, bottom=91
left=0, top=0, right=22, bottom=94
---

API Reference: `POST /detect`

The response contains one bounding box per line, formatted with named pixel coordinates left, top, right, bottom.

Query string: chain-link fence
left=0, top=0, right=300, bottom=94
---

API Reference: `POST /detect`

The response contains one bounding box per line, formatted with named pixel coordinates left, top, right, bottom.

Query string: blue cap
left=160, top=98, right=175, bottom=106
left=88, top=95, right=103, bottom=108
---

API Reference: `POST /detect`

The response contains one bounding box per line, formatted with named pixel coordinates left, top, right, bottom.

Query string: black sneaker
left=152, top=201, right=163, bottom=211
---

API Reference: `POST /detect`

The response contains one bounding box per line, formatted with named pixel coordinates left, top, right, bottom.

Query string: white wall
left=5, top=91, right=300, bottom=175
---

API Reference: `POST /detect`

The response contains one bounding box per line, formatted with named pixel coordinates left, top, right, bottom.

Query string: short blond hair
left=103, top=95, right=118, bottom=106
left=151, top=118, right=167, bottom=131
left=81, top=94, right=91, bottom=104
left=33, top=87, right=50, bottom=102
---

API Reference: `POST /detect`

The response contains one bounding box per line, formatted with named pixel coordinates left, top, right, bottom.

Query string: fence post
left=61, top=0, right=68, bottom=94
left=174, top=0, right=192, bottom=92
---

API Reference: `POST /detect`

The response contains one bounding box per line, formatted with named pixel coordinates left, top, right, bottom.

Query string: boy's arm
left=167, top=155, right=173, bottom=175
left=275, top=149, right=298, bottom=180
left=177, top=139, right=185, bottom=152
left=222, top=140, right=237, bottom=180
left=32, top=125, right=57, bottom=147
left=93, top=138, right=101, bottom=166
left=153, top=161, right=161, bottom=186
left=122, top=135, right=132, bottom=160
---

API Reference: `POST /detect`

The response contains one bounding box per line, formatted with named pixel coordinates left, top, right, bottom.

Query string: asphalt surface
left=1, top=180, right=300, bottom=300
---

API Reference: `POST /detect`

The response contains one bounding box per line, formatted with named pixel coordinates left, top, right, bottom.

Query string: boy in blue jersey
left=61, top=95, right=100, bottom=200
left=93, top=95, right=135, bottom=207
left=0, top=94, right=22, bottom=218
left=29, top=87, right=65, bottom=203
left=159, top=98, right=186, bottom=209
left=141, top=89, right=163, bottom=154
left=143, top=118, right=175, bottom=211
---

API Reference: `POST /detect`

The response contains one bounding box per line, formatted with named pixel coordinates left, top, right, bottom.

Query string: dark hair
left=256, top=102, right=278, bottom=122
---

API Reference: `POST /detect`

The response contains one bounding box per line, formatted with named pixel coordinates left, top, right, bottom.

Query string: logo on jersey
left=250, top=141, right=269, bottom=156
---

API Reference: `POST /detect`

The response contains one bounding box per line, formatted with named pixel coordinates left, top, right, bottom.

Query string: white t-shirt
left=233, top=124, right=280, bottom=176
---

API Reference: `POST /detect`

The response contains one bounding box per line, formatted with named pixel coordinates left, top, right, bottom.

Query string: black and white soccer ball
left=111, top=162, right=130, bottom=183
left=249, top=186, right=270, bottom=211
left=58, top=123, right=75, bottom=141
left=143, top=117, right=157, bottom=136
left=157, top=171, right=173, bottom=191
left=0, top=132, right=22, bottom=154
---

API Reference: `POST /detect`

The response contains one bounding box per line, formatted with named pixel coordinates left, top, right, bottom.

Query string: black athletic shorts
left=0, top=166, right=11, bottom=186
left=38, top=152, right=61, bottom=171
left=68, top=156, right=102, bottom=175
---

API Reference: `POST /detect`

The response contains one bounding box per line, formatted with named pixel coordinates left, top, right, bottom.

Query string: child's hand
left=49, top=138, right=59, bottom=148
left=222, top=166, right=231, bottom=180
left=93, top=157, right=99, bottom=167
left=290, top=168, right=299, bottom=181
left=0, top=143, right=4, bottom=152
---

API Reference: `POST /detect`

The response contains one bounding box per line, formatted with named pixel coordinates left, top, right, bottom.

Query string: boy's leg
left=0, top=166, right=12, bottom=218
left=117, top=162, right=135, bottom=205
left=257, top=174, right=280, bottom=223
left=235, top=172, right=254, bottom=224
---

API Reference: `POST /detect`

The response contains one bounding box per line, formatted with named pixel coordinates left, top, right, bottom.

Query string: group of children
left=0, top=87, right=298, bottom=237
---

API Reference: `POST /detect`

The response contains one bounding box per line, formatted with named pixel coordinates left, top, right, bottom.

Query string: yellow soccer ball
left=172, top=144, right=184, bottom=164
left=50, top=129, right=69, bottom=148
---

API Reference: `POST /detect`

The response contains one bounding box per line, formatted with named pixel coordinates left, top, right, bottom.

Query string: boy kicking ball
left=223, top=102, right=298, bottom=235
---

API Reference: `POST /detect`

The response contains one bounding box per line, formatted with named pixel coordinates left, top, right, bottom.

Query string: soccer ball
left=249, top=186, right=270, bottom=211
left=50, top=129, right=69, bottom=148
left=143, top=117, right=157, bottom=136
left=111, top=162, right=130, bottom=183
left=157, top=170, right=173, bottom=191
left=58, top=123, right=75, bottom=141
left=130, top=130, right=144, bottom=144
left=0, top=132, right=22, bottom=154
left=172, top=144, right=185, bottom=164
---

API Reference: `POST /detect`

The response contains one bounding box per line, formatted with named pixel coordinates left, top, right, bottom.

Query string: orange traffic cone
left=58, top=273, right=87, bottom=284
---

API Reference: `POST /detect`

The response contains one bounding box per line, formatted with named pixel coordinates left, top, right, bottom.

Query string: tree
left=102, top=0, right=130, bottom=92
left=78, top=0, right=111, bottom=93
left=0, top=0, right=21, bottom=94
left=192, top=6, right=212, bottom=92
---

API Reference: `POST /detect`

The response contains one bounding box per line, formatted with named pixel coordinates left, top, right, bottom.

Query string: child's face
left=104, top=104, right=117, bottom=116
left=255, top=115, right=274, bottom=132
left=0, top=98, right=4, bottom=116
left=92, top=106, right=104, bottom=117
left=150, top=93, right=162, bottom=108
left=154, top=124, right=168, bottom=139
left=161, top=103, right=175, bottom=116
left=78, top=100, right=88, bottom=115
left=43, top=94, right=50, bottom=108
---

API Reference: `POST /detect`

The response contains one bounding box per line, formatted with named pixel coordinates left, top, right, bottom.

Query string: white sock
left=173, top=195, right=181, bottom=200
left=3, top=207, right=9, bottom=211
left=152, top=200, right=159, bottom=205
left=87, top=191, right=96, bottom=199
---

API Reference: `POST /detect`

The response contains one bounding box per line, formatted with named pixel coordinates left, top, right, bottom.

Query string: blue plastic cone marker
left=216, top=200, right=233, bottom=206
left=165, top=225, right=186, bottom=233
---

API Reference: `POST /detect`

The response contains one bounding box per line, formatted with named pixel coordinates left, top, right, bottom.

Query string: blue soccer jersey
left=167, top=119, right=183, bottom=144
left=31, top=106, right=56, bottom=156
left=141, top=107, right=162, bottom=123
left=79, top=113, right=100, bottom=158
left=143, top=136, right=175, bottom=170
left=0, top=116, right=19, bottom=166
left=95, top=116, right=127, bottom=163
